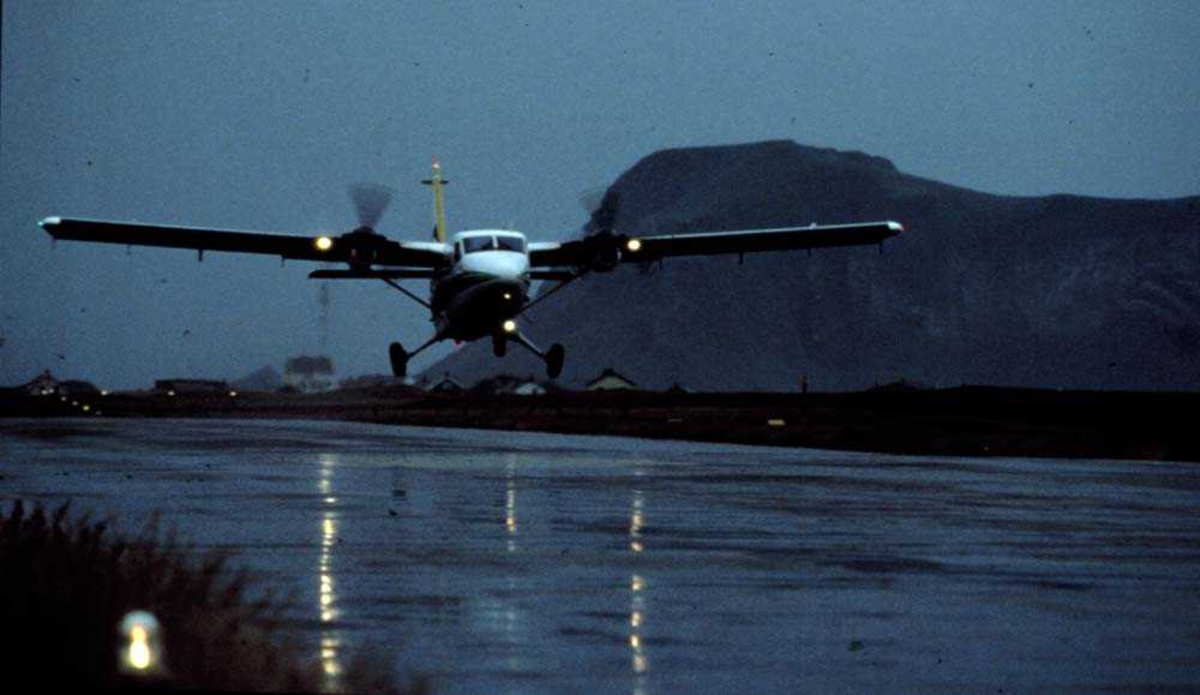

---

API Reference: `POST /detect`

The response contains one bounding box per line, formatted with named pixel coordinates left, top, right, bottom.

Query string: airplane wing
left=39, top=216, right=449, bottom=267
left=528, top=221, right=903, bottom=269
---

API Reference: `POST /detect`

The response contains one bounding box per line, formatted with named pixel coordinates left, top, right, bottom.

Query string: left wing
left=528, top=221, right=903, bottom=269
left=39, top=217, right=449, bottom=267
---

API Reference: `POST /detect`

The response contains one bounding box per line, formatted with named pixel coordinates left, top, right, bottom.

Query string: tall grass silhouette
left=0, top=501, right=408, bottom=693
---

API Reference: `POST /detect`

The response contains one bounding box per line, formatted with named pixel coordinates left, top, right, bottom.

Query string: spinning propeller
left=580, top=188, right=632, bottom=271
left=348, top=183, right=394, bottom=234
left=337, top=183, right=397, bottom=266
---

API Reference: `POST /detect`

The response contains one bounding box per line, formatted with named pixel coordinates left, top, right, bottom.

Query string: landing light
left=314, top=235, right=334, bottom=252
left=503, top=319, right=517, bottom=334
left=626, top=238, right=642, bottom=252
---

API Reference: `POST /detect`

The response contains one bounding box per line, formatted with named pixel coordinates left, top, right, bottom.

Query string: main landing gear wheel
left=546, top=343, right=565, bottom=380
left=389, top=342, right=409, bottom=378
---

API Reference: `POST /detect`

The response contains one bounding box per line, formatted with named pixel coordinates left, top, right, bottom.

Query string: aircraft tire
left=546, top=343, right=565, bottom=380
left=389, top=342, right=408, bottom=378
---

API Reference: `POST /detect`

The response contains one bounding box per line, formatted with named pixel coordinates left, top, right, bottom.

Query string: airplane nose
left=491, top=253, right=529, bottom=279
left=460, top=249, right=530, bottom=280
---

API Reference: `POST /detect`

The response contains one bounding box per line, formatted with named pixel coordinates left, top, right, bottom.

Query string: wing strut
left=516, top=272, right=583, bottom=317
left=381, top=278, right=431, bottom=309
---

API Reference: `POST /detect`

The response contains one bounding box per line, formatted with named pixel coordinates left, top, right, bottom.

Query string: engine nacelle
left=586, top=229, right=627, bottom=272
left=341, top=226, right=386, bottom=268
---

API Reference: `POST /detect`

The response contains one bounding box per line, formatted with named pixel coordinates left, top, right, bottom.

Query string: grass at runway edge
left=0, top=500, right=416, bottom=693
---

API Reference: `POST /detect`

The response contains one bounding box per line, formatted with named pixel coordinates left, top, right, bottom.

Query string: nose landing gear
left=507, top=329, right=565, bottom=380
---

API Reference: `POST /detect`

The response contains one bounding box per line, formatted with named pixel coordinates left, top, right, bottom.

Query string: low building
left=426, top=373, right=464, bottom=393
left=339, top=374, right=406, bottom=391
left=512, top=382, right=547, bottom=396
left=57, top=380, right=101, bottom=397
left=283, top=355, right=335, bottom=393
left=233, top=365, right=282, bottom=392
left=585, top=368, right=638, bottom=392
left=155, top=379, right=230, bottom=395
left=22, top=370, right=58, bottom=396
left=472, top=374, right=547, bottom=396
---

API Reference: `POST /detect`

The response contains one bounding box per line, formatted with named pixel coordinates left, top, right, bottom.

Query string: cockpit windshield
left=496, top=236, right=525, bottom=252
left=461, top=235, right=525, bottom=254
left=463, top=236, right=494, bottom=254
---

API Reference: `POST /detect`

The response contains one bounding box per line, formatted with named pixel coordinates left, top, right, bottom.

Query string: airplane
left=39, top=159, right=903, bottom=380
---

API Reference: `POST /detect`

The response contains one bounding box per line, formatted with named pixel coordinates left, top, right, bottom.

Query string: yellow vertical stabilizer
left=421, top=157, right=449, bottom=243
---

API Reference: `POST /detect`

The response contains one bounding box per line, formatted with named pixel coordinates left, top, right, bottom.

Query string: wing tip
left=887, top=221, right=904, bottom=234
left=39, top=216, right=62, bottom=229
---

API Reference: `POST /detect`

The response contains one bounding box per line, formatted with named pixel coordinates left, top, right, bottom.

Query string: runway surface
left=2, top=418, right=1199, bottom=693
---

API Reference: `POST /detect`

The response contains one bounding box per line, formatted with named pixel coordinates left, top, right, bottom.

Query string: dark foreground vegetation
left=4, top=384, right=1197, bottom=462
left=0, top=501, right=405, bottom=693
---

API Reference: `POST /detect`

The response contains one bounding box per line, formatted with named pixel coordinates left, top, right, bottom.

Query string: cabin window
left=463, top=236, right=495, bottom=254
left=461, top=236, right=525, bottom=254
left=496, top=236, right=525, bottom=253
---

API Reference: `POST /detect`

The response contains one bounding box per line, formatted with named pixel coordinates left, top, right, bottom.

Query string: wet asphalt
left=2, top=418, right=1199, bottom=693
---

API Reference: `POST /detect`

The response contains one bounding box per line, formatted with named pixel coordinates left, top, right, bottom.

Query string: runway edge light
left=118, top=610, right=166, bottom=677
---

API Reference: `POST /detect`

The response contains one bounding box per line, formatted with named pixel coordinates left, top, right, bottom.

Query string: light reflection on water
left=630, top=479, right=650, bottom=691
left=505, top=456, right=518, bottom=555
left=501, top=455, right=523, bottom=674
left=317, top=453, right=342, bottom=691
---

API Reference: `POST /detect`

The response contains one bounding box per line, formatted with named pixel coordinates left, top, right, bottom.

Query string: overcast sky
left=3, top=1, right=1198, bottom=389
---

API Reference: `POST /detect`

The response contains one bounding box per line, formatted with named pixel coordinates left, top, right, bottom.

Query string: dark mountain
left=430, top=140, right=1200, bottom=392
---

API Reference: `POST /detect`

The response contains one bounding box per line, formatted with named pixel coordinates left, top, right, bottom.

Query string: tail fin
left=420, top=157, right=449, bottom=243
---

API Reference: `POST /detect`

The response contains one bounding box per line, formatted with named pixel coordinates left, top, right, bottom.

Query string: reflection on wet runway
left=317, top=453, right=342, bottom=690
left=3, top=418, right=1200, bottom=693
left=629, top=480, right=649, bottom=693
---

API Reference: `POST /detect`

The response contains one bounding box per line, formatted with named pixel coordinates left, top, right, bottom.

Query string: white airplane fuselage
left=431, top=230, right=530, bottom=342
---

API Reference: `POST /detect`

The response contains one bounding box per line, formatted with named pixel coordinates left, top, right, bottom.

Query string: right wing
left=529, top=221, right=903, bottom=269
left=39, top=216, right=449, bottom=267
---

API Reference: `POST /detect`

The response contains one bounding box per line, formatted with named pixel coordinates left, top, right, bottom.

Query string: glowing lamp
left=502, top=319, right=517, bottom=334
left=314, top=235, right=334, bottom=252
left=118, top=610, right=165, bottom=676
left=626, top=238, right=642, bottom=252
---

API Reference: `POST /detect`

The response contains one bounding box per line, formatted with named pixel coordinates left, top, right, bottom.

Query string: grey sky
left=3, top=1, right=1198, bottom=388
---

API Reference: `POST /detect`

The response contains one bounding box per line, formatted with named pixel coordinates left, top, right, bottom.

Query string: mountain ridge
left=430, top=140, right=1200, bottom=392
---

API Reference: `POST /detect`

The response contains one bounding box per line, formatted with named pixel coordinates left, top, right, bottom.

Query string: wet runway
left=2, top=418, right=1199, bottom=692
